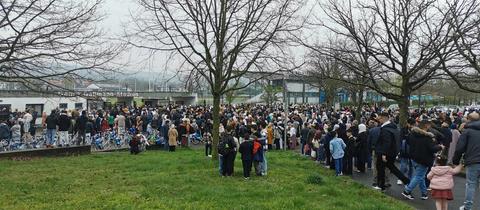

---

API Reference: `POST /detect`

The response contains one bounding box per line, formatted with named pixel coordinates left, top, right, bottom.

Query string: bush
left=306, top=173, right=324, bottom=185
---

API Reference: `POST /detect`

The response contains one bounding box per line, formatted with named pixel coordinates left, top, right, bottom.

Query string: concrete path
left=350, top=168, right=480, bottom=210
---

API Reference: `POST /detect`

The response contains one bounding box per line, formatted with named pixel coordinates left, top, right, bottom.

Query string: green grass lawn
left=0, top=149, right=412, bottom=210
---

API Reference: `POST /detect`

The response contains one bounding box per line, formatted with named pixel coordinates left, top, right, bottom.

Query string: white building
left=0, top=97, right=87, bottom=124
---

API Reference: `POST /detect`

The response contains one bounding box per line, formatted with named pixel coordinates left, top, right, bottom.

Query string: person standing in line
left=329, top=130, right=346, bottom=176
left=343, top=129, right=355, bottom=175
left=427, top=156, right=463, bottom=210
left=75, top=111, right=88, bottom=145
left=374, top=112, right=410, bottom=192
left=45, top=110, right=57, bottom=148
left=219, top=127, right=237, bottom=177
left=402, top=120, right=443, bottom=200
left=447, top=124, right=461, bottom=165
left=22, top=110, right=33, bottom=141
left=289, top=123, right=297, bottom=150
left=253, top=135, right=265, bottom=176
left=239, top=137, right=254, bottom=180
left=453, top=112, right=480, bottom=210
left=57, top=110, right=71, bottom=147
left=355, top=124, right=368, bottom=173
left=115, top=112, right=126, bottom=141
left=300, top=122, right=310, bottom=155
left=266, top=123, right=274, bottom=150
left=168, top=124, right=178, bottom=152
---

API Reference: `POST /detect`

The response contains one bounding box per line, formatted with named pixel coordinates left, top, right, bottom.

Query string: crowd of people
left=0, top=103, right=479, bottom=210
left=210, top=104, right=479, bottom=210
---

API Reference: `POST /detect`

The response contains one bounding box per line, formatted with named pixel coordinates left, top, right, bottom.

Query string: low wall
left=0, top=146, right=91, bottom=159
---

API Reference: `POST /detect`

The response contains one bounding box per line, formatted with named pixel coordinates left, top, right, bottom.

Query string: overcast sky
left=98, top=0, right=322, bottom=81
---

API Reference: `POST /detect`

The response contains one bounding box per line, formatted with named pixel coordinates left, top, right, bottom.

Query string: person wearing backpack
left=398, top=118, right=416, bottom=185
left=218, top=126, right=237, bottom=177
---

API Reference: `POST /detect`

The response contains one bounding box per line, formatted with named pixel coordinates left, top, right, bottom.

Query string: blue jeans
left=399, top=157, right=413, bottom=180
left=46, top=129, right=56, bottom=145
left=367, top=151, right=372, bottom=169
left=334, top=158, right=343, bottom=176
left=316, top=147, right=325, bottom=161
left=405, top=161, right=428, bottom=195
left=219, top=155, right=224, bottom=176
left=261, top=151, right=268, bottom=175
left=464, top=164, right=480, bottom=210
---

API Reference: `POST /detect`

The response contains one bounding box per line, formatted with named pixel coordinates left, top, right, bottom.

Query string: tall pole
left=283, top=73, right=288, bottom=151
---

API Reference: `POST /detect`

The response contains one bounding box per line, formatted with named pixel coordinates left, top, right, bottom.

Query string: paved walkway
left=350, top=168, right=480, bottom=210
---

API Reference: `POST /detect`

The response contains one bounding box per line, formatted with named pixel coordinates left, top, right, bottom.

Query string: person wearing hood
left=402, top=119, right=443, bottom=200
left=427, top=156, right=462, bottom=210
left=355, top=124, right=368, bottom=173
left=453, top=112, right=480, bottom=210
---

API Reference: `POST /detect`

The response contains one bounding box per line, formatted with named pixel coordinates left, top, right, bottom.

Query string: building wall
left=0, top=97, right=87, bottom=124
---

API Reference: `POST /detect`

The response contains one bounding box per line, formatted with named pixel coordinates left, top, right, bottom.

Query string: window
left=25, top=104, right=44, bottom=115
left=0, top=104, right=11, bottom=121
left=59, top=103, right=68, bottom=110
left=75, top=103, right=83, bottom=110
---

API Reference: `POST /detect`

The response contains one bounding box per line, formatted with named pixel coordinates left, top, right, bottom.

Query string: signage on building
left=57, top=91, right=140, bottom=98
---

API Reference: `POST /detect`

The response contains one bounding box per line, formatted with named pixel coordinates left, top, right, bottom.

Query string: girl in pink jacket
left=427, top=156, right=462, bottom=210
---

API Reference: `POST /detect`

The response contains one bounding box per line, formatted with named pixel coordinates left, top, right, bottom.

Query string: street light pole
left=283, top=73, right=288, bottom=151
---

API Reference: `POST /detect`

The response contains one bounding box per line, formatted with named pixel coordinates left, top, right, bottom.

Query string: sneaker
left=373, top=186, right=382, bottom=190
left=459, top=205, right=465, bottom=210
left=421, top=195, right=428, bottom=200
left=402, top=191, right=414, bottom=200
left=397, top=180, right=403, bottom=185
left=244, top=177, right=250, bottom=180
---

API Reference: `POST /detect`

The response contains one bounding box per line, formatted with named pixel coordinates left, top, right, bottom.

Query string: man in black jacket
left=57, top=110, right=71, bottom=147
left=374, top=112, right=410, bottom=191
left=75, top=111, right=88, bottom=145
left=219, top=127, right=237, bottom=177
left=453, top=112, right=480, bottom=210
left=402, top=120, right=443, bottom=200
left=45, top=110, right=57, bottom=148
left=239, top=138, right=254, bottom=179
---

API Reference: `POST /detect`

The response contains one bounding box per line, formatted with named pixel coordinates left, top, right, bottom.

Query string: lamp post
left=283, top=73, right=288, bottom=151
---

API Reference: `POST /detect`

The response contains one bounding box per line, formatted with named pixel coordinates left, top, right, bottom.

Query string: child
left=329, top=130, right=346, bottom=176
left=427, top=156, right=462, bottom=210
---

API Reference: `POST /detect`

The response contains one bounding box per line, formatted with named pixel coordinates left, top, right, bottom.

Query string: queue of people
left=0, top=102, right=479, bottom=210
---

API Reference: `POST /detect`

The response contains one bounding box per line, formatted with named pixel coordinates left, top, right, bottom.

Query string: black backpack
left=218, top=135, right=234, bottom=155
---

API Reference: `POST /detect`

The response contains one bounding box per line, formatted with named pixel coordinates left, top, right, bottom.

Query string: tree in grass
left=0, top=0, right=121, bottom=92
left=303, top=0, right=455, bottom=126
left=130, top=0, right=303, bottom=158
left=261, top=84, right=282, bottom=106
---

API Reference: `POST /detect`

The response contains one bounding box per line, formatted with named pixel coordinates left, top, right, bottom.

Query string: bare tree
left=304, top=51, right=344, bottom=109
left=129, top=0, right=303, bottom=158
left=440, top=0, right=480, bottom=93
left=0, top=0, right=121, bottom=92
left=302, top=0, right=454, bottom=126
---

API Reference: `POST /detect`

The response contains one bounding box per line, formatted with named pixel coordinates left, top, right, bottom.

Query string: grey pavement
left=350, top=168, right=480, bottom=210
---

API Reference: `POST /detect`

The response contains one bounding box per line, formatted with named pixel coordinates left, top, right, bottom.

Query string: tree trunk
left=211, top=94, right=221, bottom=159
left=355, top=88, right=364, bottom=122
left=398, top=96, right=410, bottom=128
